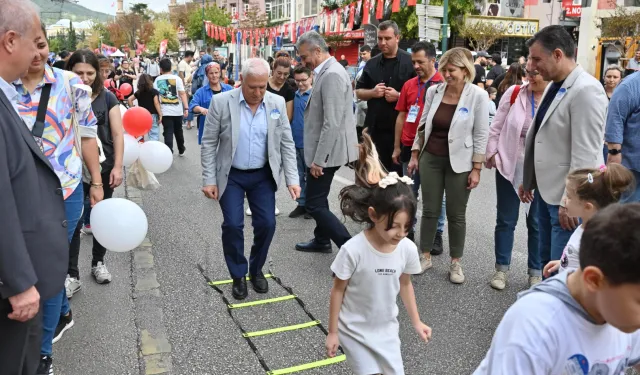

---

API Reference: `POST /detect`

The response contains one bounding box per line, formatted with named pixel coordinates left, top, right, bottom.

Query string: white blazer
left=412, top=82, right=490, bottom=173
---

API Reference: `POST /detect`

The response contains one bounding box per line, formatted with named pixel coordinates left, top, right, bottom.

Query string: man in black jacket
left=355, top=20, right=416, bottom=175
left=0, top=1, right=69, bottom=374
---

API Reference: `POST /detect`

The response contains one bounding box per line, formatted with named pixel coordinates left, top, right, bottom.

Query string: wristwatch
left=608, top=149, right=622, bottom=155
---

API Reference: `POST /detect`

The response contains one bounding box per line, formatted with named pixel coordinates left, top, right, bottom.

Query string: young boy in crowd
left=474, top=203, right=640, bottom=374
left=487, top=87, right=497, bottom=126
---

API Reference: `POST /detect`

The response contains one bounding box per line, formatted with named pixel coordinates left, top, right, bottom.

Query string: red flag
left=392, top=0, right=400, bottom=12
left=408, top=0, right=416, bottom=5
left=214, top=26, right=219, bottom=40
left=291, top=22, right=297, bottom=43
left=325, top=11, right=330, bottom=33
left=255, top=30, right=260, bottom=47
left=231, top=29, right=236, bottom=44
left=284, top=23, right=289, bottom=36
left=349, top=4, right=355, bottom=30
left=362, top=0, right=370, bottom=25
left=376, top=0, right=384, bottom=19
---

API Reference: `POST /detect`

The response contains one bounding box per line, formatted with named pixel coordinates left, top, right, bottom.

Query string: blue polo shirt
left=292, top=88, right=311, bottom=149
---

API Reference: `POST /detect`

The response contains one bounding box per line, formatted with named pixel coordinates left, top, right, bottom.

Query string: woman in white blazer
left=408, top=47, right=489, bottom=284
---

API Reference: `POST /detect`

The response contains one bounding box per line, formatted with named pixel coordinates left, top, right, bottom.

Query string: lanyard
left=415, top=75, right=435, bottom=105
left=530, top=92, right=535, bottom=118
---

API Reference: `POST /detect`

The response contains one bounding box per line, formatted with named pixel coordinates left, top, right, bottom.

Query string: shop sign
left=466, top=16, right=539, bottom=38
left=562, top=0, right=581, bottom=17
left=341, top=30, right=365, bottom=40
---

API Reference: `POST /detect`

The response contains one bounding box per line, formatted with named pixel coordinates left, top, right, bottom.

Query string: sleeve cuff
left=472, top=153, right=486, bottom=163
left=78, top=125, right=97, bottom=138
left=203, top=177, right=217, bottom=186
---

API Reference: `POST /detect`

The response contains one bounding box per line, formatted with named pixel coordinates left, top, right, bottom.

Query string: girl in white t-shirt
left=543, top=163, right=634, bottom=277
left=325, top=133, right=432, bottom=375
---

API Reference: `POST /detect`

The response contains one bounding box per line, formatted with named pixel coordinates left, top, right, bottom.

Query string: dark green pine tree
left=67, top=21, right=78, bottom=51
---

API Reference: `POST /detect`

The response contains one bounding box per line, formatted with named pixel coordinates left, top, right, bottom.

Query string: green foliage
left=186, top=5, right=231, bottom=45
left=391, top=1, right=420, bottom=40
left=48, top=37, right=64, bottom=53
left=598, top=6, right=640, bottom=55
left=130, top=3, right=151, bottom=21
left=148, top=19, right=180, bottom=53
left=429, top=0, right=477, bottom=34
left=67, top=22, right=77, bottom=51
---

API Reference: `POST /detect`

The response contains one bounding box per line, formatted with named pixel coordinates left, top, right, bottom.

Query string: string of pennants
left=204, top=0, right=417, bottom=47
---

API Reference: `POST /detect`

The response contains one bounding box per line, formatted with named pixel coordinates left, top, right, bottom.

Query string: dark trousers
left=370, top=129, right=403, bottom=175
left=219, top=167, right=276, bottom=279
left=0, top=299, right=42, bottom=375
left=68, top=171, right=115, bottom=279
left=161, top=115, right=185, bottom=154
left=305, top=166, right=351, bottom=247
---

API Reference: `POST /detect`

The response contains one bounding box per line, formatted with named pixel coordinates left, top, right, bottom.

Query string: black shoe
left=295, top=239, right=332, bottom=253
left=430, top=231, right=444, bottom=255
left=52, top=310, right=74, bottom=344
left=304, top=213, right=312, bottom=219
left=37, top=355, right=53, bottom=375
left=289, top=206, right=307, bottom=218
left=250, top=272, right=268, bottom=293
left=232, top=278, right=248, bottom=300
left=407, top=231, right=415, bottom=242
left=179, top=148, right=186, bottom=157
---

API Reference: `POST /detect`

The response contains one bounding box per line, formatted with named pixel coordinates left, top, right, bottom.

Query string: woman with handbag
left=407, top=47, right=489, bottom=284
left=13, top=26, right=104, bottom=374
left=67, top=49, right=124, bottom=292
left=484, top=68, right=549, bottom=290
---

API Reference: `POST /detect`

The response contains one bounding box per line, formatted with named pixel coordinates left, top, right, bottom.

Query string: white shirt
left=474, top=271, right=640, bottom=375
left=178, top=59, right=192, bottom=81
left=560, top=225, right=583, bottom=273
left=153, top=74, right=186, bottom=117
left=0, top=76, right=20, bottom=115
left=314, top=56, right=331, bottom=75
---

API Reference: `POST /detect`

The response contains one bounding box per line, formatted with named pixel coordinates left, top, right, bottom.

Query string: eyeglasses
left=523, top=69, right=539, bottom=77
left=295, top=77, right=310, bottom=83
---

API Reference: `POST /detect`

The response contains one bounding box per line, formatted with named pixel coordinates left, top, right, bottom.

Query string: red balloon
left=120, top=83, right=133, bottom=96
left=122, top=107, right=152, bottom=137
left=104, top=79, right=114, bottom=89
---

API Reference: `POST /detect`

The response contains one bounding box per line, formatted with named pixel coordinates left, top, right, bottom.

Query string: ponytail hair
left=566, top=164, right=635, bottom=209
left=340, top=132, right=417, bottom=230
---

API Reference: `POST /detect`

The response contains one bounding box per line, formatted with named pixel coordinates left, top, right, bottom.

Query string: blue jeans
left=148, top=114, right=160, bottom=141
left=41, top=184, right=83, bottom=356
left=622, top=169, right=640, bottom=203
left=535, top=190, right=575, bottom=268
left=295, top=148, right=307, bottom=207
left=402, top=162, right=446, bottom=233
left=219, top=167, right=276, bottom=279
left=494, top=172, right=541, bottom=276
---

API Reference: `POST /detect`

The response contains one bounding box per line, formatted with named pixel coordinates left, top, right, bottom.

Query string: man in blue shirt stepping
left=288, top=66, right=313, bottom=219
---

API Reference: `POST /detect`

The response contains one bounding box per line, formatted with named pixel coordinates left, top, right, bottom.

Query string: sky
left=75, top=0, right=173, bottom=15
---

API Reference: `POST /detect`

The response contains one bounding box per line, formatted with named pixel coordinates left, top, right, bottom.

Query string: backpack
left=509, top=85, right=521, bottom=107
left=191, top=73, right=203, bottom=95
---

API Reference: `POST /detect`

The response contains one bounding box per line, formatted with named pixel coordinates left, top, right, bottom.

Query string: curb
left=125, top=182, right=173, bottom=375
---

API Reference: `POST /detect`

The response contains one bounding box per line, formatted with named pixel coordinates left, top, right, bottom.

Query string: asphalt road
left=57, top=128, right=537, bottom=375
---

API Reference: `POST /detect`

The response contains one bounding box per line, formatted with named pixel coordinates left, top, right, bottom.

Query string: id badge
left=407, top=105, right=420, bottom=123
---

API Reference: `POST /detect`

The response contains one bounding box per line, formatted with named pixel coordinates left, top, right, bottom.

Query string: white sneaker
left=81, top=224, right=92, bottom=235
left=449, top=261, right=465, bottom=284
left=247, top=207, right=280, bottom=216
left=92, top=262, right=112, bottom=284
left=64, top=275, right=82, bottom=299
left=417, top=254, right=432, bottom=274
left=528, top=275, right=542, bottom=287
left=490, top=271, right=507, bottom=290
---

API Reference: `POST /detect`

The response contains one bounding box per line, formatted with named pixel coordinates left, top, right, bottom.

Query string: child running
left=326, top=133, right=432, bottom=375
left=474, top=202, right=640, bottom=374
left=543, top=164, right=634, bottom=277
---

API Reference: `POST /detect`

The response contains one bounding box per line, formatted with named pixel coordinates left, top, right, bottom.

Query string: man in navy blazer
left=0, top=2, right=69, bottom=373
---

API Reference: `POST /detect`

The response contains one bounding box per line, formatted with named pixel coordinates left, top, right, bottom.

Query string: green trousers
left=419, top=152, right=471, bottom=258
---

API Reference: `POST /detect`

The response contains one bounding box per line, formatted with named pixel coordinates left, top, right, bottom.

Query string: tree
left=186, top=5, right=231, bottom=45
left=67, top=22, right=78, bottom=51
left=131, top=2, right=151, bottom=21
left=391, top=1, right=420, bottom=40
left=458, top=19, right=503, bottom=51
left=49, top=37, right=64, bottom=53
left=598, top=5, right=640, bottom=56
left=147, top=19, right=180, bottom=54
left=325, top=34, right=346, bottom=53
left=106, top=22, right=128, bottom=50
left=429, top=0, right=477, bottom=35
left=239, top=1, right=268, bottom=29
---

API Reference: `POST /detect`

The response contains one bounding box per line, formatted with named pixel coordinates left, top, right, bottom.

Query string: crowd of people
left=3, top=0, right=640, bottom=374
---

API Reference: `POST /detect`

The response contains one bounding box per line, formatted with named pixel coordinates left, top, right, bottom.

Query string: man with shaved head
left=0, top=0, right=69, bottom=373
left=201, top=58, right=300, bottom=300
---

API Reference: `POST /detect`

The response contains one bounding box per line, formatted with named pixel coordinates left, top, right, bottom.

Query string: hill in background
left=34, top=0, right=112, bottom=25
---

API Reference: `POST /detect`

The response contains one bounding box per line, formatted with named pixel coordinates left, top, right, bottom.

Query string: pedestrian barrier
left=197, top=264, right=346, bottom=375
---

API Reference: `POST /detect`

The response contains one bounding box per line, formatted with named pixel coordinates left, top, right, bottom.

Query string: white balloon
left=119, top=104, right=128, bottom=119
left=139, top=141, right=173, bottom=174
left=90, top=198, right=148, bottom=252
left=122, top=134, right=140, bottom=167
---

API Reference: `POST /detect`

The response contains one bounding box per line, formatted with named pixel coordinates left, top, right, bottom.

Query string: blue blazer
left=189, top=83, right=233, bottom=144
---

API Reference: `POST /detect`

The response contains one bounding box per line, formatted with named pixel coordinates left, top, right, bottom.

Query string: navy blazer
left=0, top=90, right=68, bottom=300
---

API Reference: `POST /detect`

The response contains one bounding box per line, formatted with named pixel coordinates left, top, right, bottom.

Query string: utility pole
left=441, top=0, right=449, bottom=53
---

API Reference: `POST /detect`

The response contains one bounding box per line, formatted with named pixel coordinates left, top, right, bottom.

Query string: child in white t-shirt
left=543, top=164, right=634, bottom=277
left=475, top=202, right=640, bottom=375
left=325, top=133, right=432, bottom=375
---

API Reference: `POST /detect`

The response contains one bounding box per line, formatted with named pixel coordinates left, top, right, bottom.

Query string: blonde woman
left=408, top=47, right=489, bottom=283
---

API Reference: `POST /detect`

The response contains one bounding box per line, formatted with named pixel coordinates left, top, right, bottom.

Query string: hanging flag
left=370, top=0, right=376, bottom=23
left=349, top=3, right=356, bottom=29
left=392, top=0, right=400, bottom=12
left=291, top=22, right=297, bottom=43
left=159, top=39, right=168, bottom=57
left=362, top=0, right=370, bottom=25
left=376, top=0, right=384, bottom=19
left=336, top=9, right=341, bottom=33
left=408, top=0, right=416, bottom=5
left=231, top=29, right=236, bottom=44
left=213, top=26, right=218, bottom=40
left=325, top=11, right=330, bottom=33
